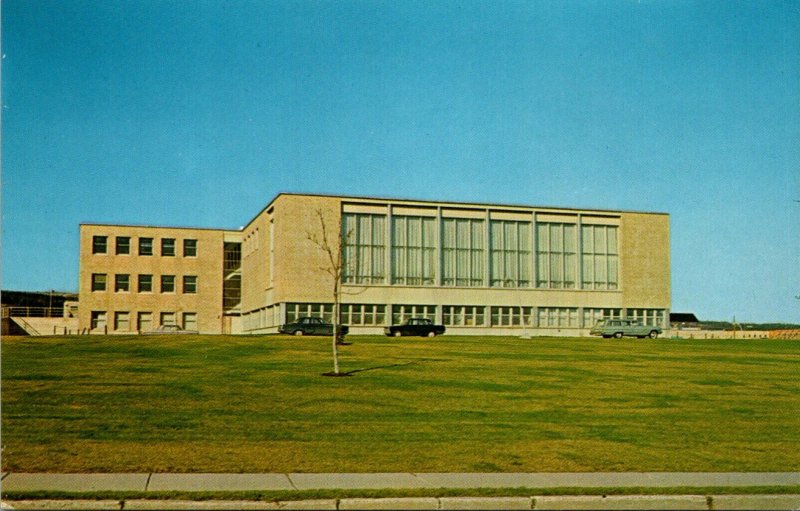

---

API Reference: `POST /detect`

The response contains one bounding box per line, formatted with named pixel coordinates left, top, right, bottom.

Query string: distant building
left=78, top=193, right=671, bottom=335
left=669, top=312, right=700, bottom=329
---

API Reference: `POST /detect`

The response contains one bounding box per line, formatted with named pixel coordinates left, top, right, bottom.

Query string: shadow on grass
left=322, top=362, right=416, bottom=377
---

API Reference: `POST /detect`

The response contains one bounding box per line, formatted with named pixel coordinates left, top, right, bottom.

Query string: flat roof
left=86, top=192, right=670, bottom=233
left=80, top=222, right=240, bottom=232
left=243, top=191, right=669, bottom=228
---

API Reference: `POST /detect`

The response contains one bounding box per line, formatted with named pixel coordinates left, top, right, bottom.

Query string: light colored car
left=142, top=324, right=199, bottom=335
left=590, top=319, right=661, bottom=339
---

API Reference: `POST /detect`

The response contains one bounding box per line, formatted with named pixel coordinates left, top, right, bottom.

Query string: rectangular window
left=92, top=236, right=108, bottom=254
left=286, top=303, right=333, bottom=323
left=115, top=236, right=131, bottom=255
left=114, top=311, right=130, bottom=331
left=442, top=218, right=485, bottom=287
left=138, top=312, right=153, bottom=332
left=139, top=237, right=153, bottom=256
left=182, top=312, right=198, bottom=331
left=490, top=220, right=531, bottom=287
left=442, top=305, right=486, bottom=326
left=91, top=273, right=107, bottom=292
left=536, top=223, right=577, bottom=289
left=537, top=307, right=579, bottom=328
left=583, top=308, right=622, bottom=328
left=489, top=306, right=533, bottom=327
left=138, top=274, right=153, bottom=292
left=342, top=213, right=386, bottom=284
left=160, top=312, right=176, bottom=326
left=90, top=311, right=107, bottom=330
left=224, top=242, right=241, bottom=270
left=183, top=275, right=198, bottom=294
left=627, top=308, right=665, bottom=327
left=223, top=274, right=241, bottom=311
left=161, top=238, right=176, bottom=256
left=391, top=216, right=436, bottom=285
left=161, top=275, right=176, bottom=293
left=114, top=274, right=130, bottom=292
left=391, top=304, right=436, bottom=325
left=183, top=239, right=198, bottom=257
left=581, top=225, right=619, bottom=290
left=339, top=304, right=386, bottom=325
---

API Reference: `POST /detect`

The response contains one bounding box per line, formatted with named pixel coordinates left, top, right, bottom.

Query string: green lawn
left=2, top=334, right=798, bottom=473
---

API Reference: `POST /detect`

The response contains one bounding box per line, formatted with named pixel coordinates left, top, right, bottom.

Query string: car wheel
left=393, top=331, right=402, bottom=337
left=294, top=330, right=304, bottom=336
left=427, top=331, right=436, bottom=338
left=649, top=330, right=659, bottom=339
left=614, top=332, right=623, bottom=339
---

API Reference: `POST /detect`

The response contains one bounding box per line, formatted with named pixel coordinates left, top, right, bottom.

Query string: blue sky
left=2, top=0, right=799, bottom=323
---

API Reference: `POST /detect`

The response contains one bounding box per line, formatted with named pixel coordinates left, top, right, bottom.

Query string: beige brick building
left=78, top=193, right=670, bottom=335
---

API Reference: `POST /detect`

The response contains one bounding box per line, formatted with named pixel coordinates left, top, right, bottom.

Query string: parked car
left=279, top=317, right=349, bottom=337
left=590, top=319, right=661, bottom=339
left=384, top=317, right=446, bottom=337
left=142, top=324, right=199, bottom=335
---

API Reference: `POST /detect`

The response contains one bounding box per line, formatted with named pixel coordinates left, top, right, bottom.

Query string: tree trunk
left=331, top=286, right=341, bottom=374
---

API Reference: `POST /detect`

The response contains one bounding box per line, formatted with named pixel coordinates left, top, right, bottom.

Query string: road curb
left=4, top=495, right=800, bottom=511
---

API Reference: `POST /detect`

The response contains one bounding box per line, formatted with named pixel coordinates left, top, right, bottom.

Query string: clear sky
left=2, top=0, right=799, bottom=323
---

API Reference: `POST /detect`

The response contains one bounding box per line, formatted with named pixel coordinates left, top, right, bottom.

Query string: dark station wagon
left=384, top=317, right=446, bottom=338
left=279, top=317, right=349, bottom=337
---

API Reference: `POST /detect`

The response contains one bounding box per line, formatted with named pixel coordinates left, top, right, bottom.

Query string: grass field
left=2, top=334, right=798, bottom=473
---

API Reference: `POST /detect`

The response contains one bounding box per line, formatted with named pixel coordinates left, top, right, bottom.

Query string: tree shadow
left=322, top=361, right=416, bottom=377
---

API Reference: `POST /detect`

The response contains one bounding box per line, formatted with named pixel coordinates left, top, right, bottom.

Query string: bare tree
left=306, top=209, right=348, bottom=375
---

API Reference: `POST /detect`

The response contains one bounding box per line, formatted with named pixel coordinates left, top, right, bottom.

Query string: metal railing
left=2, top=306, right=65, bottom=318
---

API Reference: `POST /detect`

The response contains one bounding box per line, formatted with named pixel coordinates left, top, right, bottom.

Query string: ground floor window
left=391, top=304, right=436, bottom=325
left=286, top=303, right=333, bottom=323
left=443, top=305, right=486, bottom=326
left=583, top=308, right=622, bottom=328
left=114, top=311, right=130, bottom=331
left=91, top=311, right=107, bottom=330
left=183, top=312, right=197, bottom=331
left=138, top=312, right=152, bottom=332
left=340, top=304, right=386, bottom=325
left=247, top=305, right=279, bottom=331
left=160, top=312, right=176, bottom=326
left=627, top=308, right=666, bottom=327
left=490, top=306, right=534, bottom=327
left=537, top=307, right=579, bottom=328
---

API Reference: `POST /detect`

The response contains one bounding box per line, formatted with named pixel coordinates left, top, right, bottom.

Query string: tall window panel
left=442, top=218, right=485, bottom=287
left=392, top=216, right=436, bottom=285
left=490, top=221, right=531, bottom=287
left=342, top=213, right=386, bottom=284
left=581, top=225, right=619, bottom=290
left=536, top=223, right=577, bottom=288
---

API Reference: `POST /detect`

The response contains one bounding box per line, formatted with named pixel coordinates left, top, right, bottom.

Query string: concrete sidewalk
left=3, top=473, right=799, bottom=510
left=2, top=472, right=799, bottom=492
